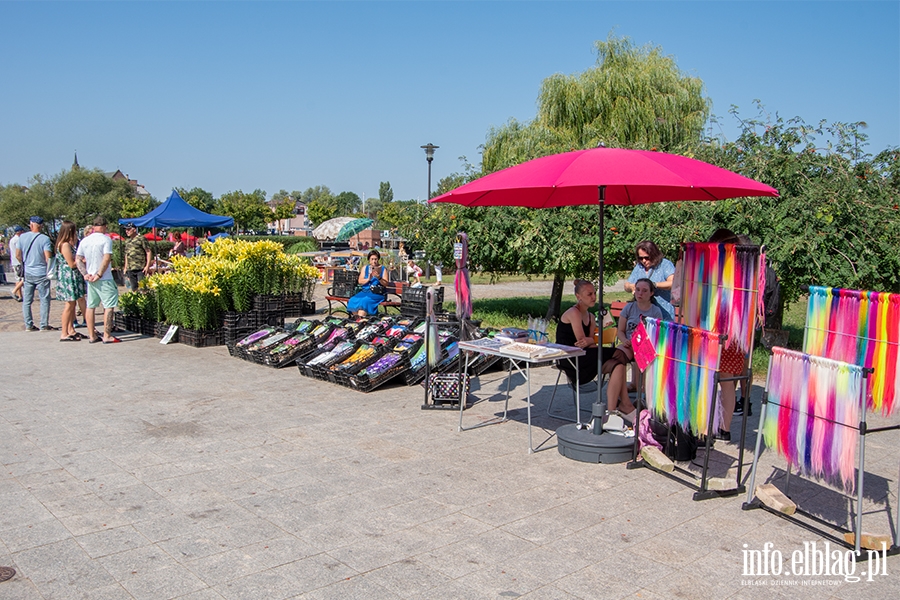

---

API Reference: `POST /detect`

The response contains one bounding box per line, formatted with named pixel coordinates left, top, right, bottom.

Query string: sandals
left=102, top=337, right=122, bottom=344
left=59, top=334, right=80, bottom=342
left=88, top=336, right=102, bottom=344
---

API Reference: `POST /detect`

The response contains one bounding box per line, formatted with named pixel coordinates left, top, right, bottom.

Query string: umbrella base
left=557, top=423, right=633, bottom=464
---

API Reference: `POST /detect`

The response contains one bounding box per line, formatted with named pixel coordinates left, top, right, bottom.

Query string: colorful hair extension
left=803, top=286, right=900, bottom=414
left=762, top=347, right=863, bottom=492
left=642, top=318, right=723, bottom=435
left=454, top=232, right=472, bottom=320
left=681, top=243, right=761, bottom=354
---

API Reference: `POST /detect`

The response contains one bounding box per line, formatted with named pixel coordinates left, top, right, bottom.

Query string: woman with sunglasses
left=623, top=240, right=675, bottom=320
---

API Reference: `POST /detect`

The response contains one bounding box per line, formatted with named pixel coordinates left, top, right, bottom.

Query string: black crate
left=224, top=311, right=256, bottom=330
left=330, top=269, right=359, bottom=298
left=252, top=294, right=285, bottom=314
left=400, top=286, right=443, bottom=318
left=300, top=301, right=316, bottom=315
left=254, top=310, right=284, bottom=329
left=140, top=318, right=158, bottom=337
left=177, top=328, right=224, bottom=348
left=113, top=312, right=127, bottom=331
left=350, top=351, right=411, bottom=393
left=328, top=343, right=384, bottom=377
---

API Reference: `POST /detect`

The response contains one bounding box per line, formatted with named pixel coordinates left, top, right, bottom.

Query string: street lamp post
left=421, top=143, right=439, bottom=201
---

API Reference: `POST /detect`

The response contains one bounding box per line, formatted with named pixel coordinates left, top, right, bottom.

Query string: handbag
left=15, top=263, right=24, bottom=278
left=370, top=283, right=386, bottom=296
left=46, top=256, right=58, bottom=280
left=429, top=373, right=470, bottom=400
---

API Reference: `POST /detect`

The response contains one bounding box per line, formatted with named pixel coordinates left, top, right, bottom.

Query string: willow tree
left=479, top=33, right=710, bottom=318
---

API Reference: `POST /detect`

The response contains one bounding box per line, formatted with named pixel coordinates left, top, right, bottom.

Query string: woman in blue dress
left=623, top=240, right=676, bottom=320
left=348, top=250, right=389, bottom=317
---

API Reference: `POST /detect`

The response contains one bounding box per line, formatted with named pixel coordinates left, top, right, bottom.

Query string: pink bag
left=638, top=410, right=663, bottom=451
left=631, top=320, right=657, bottom=371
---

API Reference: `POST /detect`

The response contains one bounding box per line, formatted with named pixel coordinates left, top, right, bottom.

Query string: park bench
left=325, top=269, right=406, bottom=316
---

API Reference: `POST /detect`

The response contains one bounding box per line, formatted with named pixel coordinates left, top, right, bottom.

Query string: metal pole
left=596, top=186, right=606, bottom=414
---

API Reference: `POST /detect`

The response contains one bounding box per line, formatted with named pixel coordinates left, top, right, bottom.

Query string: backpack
left=648, top=416, right=699, bottom=461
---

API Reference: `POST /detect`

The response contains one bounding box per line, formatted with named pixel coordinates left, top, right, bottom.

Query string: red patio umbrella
left=107, top=232, right=121, bottom=240
left=430, top=147, right=779, bottom=416
left=144, top=232, right=164, bottom=241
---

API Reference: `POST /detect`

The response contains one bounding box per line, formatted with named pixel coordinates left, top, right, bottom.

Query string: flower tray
left=349, top=352, right=412, bottom=393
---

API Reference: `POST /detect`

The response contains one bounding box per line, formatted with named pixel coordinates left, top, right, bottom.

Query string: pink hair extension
left=454, top=232, right=472, bottom=320
left=764, top=348, right=864, bottom=492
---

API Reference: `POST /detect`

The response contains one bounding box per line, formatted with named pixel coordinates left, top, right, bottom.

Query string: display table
left=457, top=339, right=585, bottom=453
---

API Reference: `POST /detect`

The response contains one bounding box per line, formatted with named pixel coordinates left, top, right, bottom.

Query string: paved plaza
left=1, top=284, right=899, bottom=599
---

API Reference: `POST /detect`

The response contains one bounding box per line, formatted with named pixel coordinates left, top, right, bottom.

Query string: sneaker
left=40, top=325, right=58, bottom=331
left=25, top=325, right=39, bottom=332
left=733, top=399, right=744, bottom=417
left=74, top=321, right=86, bottom=328
left=715, top=429, right=731, bottom=442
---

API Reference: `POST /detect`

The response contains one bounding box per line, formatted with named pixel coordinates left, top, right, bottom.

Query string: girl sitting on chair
left=556, top=279, right=600, bottom=386
left=348, top=249, right=388, bottom=317
left=603, top=278, right=663, bottom=425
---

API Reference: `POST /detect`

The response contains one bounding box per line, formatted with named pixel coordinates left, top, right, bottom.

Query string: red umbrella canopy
left=430, top=147, right=778, bottom=208
left=107, top=232, right=121, bottom=240
left=143, top=232, right=164, bottom=241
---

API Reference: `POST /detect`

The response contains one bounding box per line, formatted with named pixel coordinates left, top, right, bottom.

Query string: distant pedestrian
left=16, top=216, right=56, bottom=331
left=122, top=222, right=151, bottom=290
left=8, top=225, right=25, bottom=302
left=76, top=216, right=121, bottom=344
left=433, top=263, right=443, bottom=286
left=55, top=221, right=87, bottom=341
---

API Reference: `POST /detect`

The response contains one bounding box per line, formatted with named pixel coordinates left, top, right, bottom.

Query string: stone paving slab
left=1, top=316, right=899, bottom=598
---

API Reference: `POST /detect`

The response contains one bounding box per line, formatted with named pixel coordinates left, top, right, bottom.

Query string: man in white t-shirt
left=76, top=216, right=121, bottom=343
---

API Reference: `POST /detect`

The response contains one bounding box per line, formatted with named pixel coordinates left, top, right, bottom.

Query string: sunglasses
left=637, top=254, right=651, bottom=261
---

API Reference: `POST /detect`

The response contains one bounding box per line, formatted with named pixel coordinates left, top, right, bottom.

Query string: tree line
left=389, top=35, right=899, bottom=318
left=0, top=170, right=406, bottom=235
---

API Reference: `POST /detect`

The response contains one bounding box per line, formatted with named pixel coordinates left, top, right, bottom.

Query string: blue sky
left=1, top=1, right=897, bottom=204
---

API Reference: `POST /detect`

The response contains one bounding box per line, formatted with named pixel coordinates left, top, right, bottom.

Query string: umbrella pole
left=596, top=186, right=606, bottom=421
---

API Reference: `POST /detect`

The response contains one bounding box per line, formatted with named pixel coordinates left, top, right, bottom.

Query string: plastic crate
left=400, top=286, right=443, bottom=318
left=140, top=318, right=158, bottom=337
left=329, top=343, right=384, bottom=377
left=177, top=328, right=224, bottom=348
left=330, top=269, right=359, bottom=298
left=350, top=353, right=411, bottom=393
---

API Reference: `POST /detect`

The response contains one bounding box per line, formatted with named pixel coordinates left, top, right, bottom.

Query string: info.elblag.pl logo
left=742, top=541, right=890, bottom=585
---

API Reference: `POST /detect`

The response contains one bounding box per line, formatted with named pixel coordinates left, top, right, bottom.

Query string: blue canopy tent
left=119, top=190, right=234, bottom=229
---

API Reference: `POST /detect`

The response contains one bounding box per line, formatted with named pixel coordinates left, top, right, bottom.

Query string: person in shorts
left=76, top=216, right=121, bottom=343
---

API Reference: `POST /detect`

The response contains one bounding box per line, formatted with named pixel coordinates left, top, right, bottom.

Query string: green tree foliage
left=300, top=185, right=333, bottom=206
left=688, top=106, right=900, bottom=302
left=379, top=181, right=393, bottom=204
left=0, top=168, right=138, bottom=234
left=120, top=196, right=154, bottom=220
left=177, top=187, right=216, bottom=213
left=217, top=189, right=272, bottom=233
left=334, top=191, right=362, bottom=215
left=378, top=200, right=426, bottom=237
left=272, top=196, right=297, bottom=232
left=408, top=34, right=712, bottom=317
left=307, top=197, right=338, bottom=227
